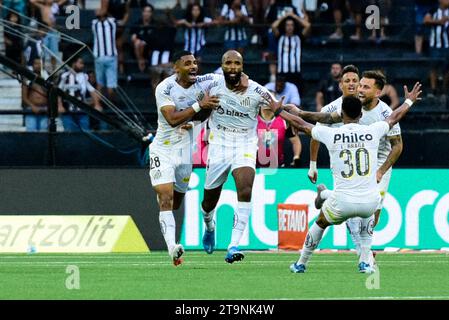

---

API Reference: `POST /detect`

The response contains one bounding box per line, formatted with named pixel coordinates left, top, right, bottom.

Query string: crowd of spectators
left=0, top=0, right=448, bottom=165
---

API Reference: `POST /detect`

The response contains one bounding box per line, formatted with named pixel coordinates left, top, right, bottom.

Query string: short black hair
left=341, top=64, right=359, bottom=78
left=71, top=56, right=83, bottom=65
left=362, top=70, right=386, bottom=90
left=171, top=50, right=193, bottom=63
left=342, top=96, right=362, bottom=120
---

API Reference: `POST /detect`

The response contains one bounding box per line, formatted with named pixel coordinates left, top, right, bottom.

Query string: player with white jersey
left=151, top=51, right=221, bottom=266
left=267, top=82, right=422, bottom=273
left=295, top=70, right=403, bottom=264
left=200, top=50, right=276, bottom=263
left=308, top=64, right=360, bottom=184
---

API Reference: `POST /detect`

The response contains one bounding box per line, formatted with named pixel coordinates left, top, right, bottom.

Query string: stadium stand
left=0, top=0, right=447, bottom=165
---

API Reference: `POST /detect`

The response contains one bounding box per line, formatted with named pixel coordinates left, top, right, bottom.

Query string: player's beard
left=224, top=71, right=242, bottom=87
left=362, top=96, right=374, bottom=108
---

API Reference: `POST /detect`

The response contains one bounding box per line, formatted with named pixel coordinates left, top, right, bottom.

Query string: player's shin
left=228, top=202, right=251, bottom=249
left=359, top=216, right=375, bottom=265
left=346, top=217, right=362, bottom=256
left=201, top=207, right=216, bottom=232
left=159, top=211, right=176, bottom=254
left=298, top=222, right=325, bottom=266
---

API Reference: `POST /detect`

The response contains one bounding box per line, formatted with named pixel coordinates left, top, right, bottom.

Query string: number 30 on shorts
left=150, top=156, right=161, bottom=170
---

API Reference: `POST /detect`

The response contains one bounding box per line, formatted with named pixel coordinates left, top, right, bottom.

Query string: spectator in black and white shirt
left=271, top=11, right=311, bottom=96
left=218, top=0, right=252, bottom=54
left=424, top=0, right=449, bottom=97
left=175, top=3, right=213, bottom=61
left=92, top=10, right=118, bottom=98
left=58, top=57, right=102, bottom=131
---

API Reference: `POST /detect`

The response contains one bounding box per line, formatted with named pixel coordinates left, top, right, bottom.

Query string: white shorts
left=205, top=143, right=258, bottom=190
left=376, top=167, right=392, bottom=210
left=149, top=146, right=192, bottom=193
left=322, top=193, right=380, bottom=225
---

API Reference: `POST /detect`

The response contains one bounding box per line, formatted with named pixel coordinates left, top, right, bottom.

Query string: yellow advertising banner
left=0, top=216, right=149, bottom=253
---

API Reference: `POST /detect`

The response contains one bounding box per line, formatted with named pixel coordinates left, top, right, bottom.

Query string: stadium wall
left=181, top=169, right=449, bottom=251
left=0, top=169, right=178, bottom=251
left=1, top=168, right=448, bottom=251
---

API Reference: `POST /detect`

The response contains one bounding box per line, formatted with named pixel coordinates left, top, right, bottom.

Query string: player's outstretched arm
left=385, top=82, right=422, bottom=129
left=295, top=109, right=341, bottom=124
left=268, top=96, right=314, bottom=136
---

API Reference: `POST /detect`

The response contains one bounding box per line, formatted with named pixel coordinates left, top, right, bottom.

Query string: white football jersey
left=316, top=96, right=343, bottom=129
left=319, top=98, right=401, bottom=167
left=154, top=73, right=221, bottom=149
left=207, top=78, right=271, bottom=146
left=312, top=121, right=390, bottom=203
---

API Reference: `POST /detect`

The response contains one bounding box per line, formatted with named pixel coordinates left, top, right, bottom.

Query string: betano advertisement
left=181, top=169, right=449, bottom=250
left=0, top=216, right=149, bottom=253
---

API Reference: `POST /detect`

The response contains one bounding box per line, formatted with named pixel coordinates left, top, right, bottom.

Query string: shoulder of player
left=155, top=76, right=176, bottom=95
left=377, top=100, right=393, bottom=119
left=196, top=73, right=218, bottom=83
left=322, top=97, right=342, bottom=113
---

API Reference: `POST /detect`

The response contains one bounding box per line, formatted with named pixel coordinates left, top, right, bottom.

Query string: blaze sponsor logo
left=216, top=106, right=249, bottom=118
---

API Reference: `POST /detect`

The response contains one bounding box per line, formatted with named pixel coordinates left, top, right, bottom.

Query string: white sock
left=228, top=202, right=251, bottom=249
left=346, top=217, right=362, bottom=256
left=359, top=215, right=374, bottom=265
left=298, top=222, right=325, bottom=266
left=201, top=206, right=216, bottom=232
left=321, top=189, right=332, bottom=200
left=159, top=211, right=176, bottom=254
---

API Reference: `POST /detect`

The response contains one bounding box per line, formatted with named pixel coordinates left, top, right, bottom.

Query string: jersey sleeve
left=196, top=73, right=222, bottom=91
left=380, top=105, right=401, bottom=136
left=155, top=82, right=175, bottom=110
left=371, top=121, right=390, bottom=140
left=311, top=126, right=333, bottom=145
left=316, top=104, right=331, bottom=127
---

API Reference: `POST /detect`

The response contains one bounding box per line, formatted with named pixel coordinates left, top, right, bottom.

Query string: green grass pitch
left=1, top=251, right=448, bottom=300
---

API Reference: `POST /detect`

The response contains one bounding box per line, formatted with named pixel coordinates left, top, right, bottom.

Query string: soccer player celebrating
left=308, top=64, right=360, bottom=184
left=269, top=82, right=422, bottom=273
left=151, top=51, right=221, bottom=266
left=200, top=50, right=276, bottom=263
left=292, top=70, right=403, bottom=266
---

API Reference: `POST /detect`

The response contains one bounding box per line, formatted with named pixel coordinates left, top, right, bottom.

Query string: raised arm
left=385, top=82, right=422, bottom=129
